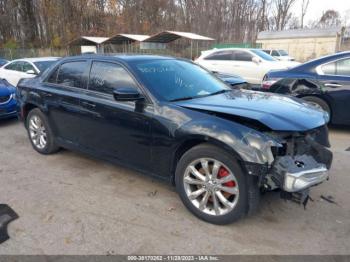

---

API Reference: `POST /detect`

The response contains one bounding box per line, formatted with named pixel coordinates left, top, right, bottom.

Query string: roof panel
left=68, top=36, right=109, bottom=46
left=257, top=27, right=343, bottom=40
left=105, top=34, right=150, bottom=44
left=145, top=31, right=214, bottom=43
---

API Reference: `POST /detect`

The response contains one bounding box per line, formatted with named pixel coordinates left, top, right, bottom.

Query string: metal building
left=103, top=34, right=150, bottom=53
left=257, top=27, right=346, bottom=62
left=67, top=36, right=109, bottom=54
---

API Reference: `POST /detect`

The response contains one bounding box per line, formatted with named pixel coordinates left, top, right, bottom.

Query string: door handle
left=81, top=101, right=96, bottom=108
left=324, top=83, right=342, bottom=88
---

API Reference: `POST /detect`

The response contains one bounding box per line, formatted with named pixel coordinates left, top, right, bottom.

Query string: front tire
left=26, top=108, right=59, bottom=154
left=175, top=144, right=249, bottom=224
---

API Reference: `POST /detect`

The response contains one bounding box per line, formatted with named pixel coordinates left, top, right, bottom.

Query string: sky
left=290, top=0, right=350, bottom=26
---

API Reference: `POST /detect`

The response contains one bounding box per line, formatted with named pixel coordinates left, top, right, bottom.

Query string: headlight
left=10, top=93, right=16, bottom=100
left=243, top=132, right=282, bottom=165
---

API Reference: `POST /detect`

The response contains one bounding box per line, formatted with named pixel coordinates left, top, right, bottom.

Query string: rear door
left=78, top=60, right=153, bottom=171
left=317, top=58, right=350, bottom=124
left=42, top=60, right=90, bottom=145
left=199, top=51, right=235, bottom=73
left=230, top=50, right=259, bottom=83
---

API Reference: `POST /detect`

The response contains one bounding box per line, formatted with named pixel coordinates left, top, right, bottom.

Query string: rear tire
left=302, top=96, right=331, bottom=116
left=26, top=108, right=59, bottom=154
left=175, top=143, right=251, bottom=225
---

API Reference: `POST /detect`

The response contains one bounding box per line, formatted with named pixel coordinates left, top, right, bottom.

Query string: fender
left=175, top=117, right=279, bottom=165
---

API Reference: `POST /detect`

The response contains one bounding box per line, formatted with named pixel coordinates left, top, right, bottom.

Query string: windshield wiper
left=208, top=89, right=231, bottom=96
left=169, top=96, right=196, bottom=102
left=169, top=89, right=230, bottom=102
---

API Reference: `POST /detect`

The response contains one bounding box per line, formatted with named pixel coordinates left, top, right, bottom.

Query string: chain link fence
left=0, top=48, right=68, bottom=60
left=0, top=42, right=259, bottom=61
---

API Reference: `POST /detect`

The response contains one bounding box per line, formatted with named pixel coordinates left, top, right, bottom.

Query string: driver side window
left=271, top=50, right=280, bottom=56
left=88, top=61, right=138, bottom=95
left=232, top=50, right=253, bottom=61
left=22, top=62, right=36, bottom=73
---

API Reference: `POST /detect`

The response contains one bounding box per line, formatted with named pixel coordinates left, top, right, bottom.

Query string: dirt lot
left=0, top=119, right=349, bottom=255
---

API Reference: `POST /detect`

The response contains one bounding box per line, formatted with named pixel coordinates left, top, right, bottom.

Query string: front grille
left=0, top=95, right=11, bottom=104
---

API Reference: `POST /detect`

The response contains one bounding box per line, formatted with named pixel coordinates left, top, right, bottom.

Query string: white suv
left=195, top=48, right=299, bottom=84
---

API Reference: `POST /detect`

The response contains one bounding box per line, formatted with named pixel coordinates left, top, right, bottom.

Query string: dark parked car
left=263, top=51, right=350, bottom=125
left=17, top=55, right=332, bottom=224
left=0, top=79, right=17, bottom=119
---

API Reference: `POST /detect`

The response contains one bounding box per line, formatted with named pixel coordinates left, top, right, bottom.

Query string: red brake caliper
left=217, top=167, right=235, bottom=188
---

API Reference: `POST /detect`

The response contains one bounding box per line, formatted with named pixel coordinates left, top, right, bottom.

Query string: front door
left=78, top=60, right=153, bottom=171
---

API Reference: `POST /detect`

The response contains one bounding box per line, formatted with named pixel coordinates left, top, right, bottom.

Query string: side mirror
left=252, top=57, right=261, bottom=64
left=113, top=87, right=143, bottom=101
left=26, top=69, right=37, bottom=75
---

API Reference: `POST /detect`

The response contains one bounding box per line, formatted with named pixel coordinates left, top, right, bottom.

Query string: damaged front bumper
left=273, top=154, right=329, bottom=192
left=252, top=125, right=333, bottom=197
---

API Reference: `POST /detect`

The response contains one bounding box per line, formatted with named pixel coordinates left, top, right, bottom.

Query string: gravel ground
left=0, top=119, right=349, bottom=255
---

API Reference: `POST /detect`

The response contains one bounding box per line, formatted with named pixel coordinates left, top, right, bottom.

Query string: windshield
left=131, top=59, right=230, bottom=101
left=34, top=60, right=57, bottom=73
left=250, top=49, right=276, bottom=61
left=278, top=50, right=288, bottom=56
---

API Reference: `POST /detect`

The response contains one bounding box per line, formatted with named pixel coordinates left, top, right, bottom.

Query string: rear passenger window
left=5, top=62, right=22, bottom=71
left=321, top=59, right=350, bottom=76
left=56, top=61, right=88, bottom=88
left=335, top=59, right=350, bottom=76
left=321, top=62, right=336, bottom=75
left=204, top=51, right=233, bottom=60
left=88, top=61, right=138, bottom=94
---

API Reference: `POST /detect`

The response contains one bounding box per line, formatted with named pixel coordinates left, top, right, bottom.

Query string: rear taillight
left=262, top=78, right=281, bottom=90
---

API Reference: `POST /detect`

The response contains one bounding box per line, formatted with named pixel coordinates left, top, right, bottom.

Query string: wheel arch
left=298, top=94, right=333, bottom=120
left=22, top=102, right=39, bottom=122
left=170, top=136, right=245, bottom=185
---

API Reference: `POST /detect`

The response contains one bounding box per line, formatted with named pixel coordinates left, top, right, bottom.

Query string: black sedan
left=17, top=55, right=332, bottom=224
left=263, top=51, right=350, bottom=125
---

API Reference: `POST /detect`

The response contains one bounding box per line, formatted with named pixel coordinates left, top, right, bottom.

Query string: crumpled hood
left=175, top=90, right=328, bottom=131
left=0, top=79, right=15, bottom=96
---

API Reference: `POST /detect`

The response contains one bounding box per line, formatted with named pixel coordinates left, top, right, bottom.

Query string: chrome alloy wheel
left=183, top=158, right=239, bottom=216
left=28, top=115, right=47, bottom=150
